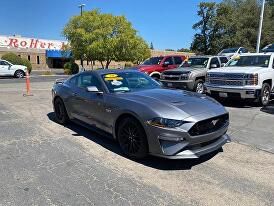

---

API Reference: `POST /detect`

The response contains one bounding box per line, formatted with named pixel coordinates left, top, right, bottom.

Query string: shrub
left=64, top=69, right=72, bottom=75
left=21, top=58, right=32, bottom=73
left=64, top=62, right=79, bottom=74
left=1, top=53, right=22, bottom=65
left=1, top=52, right=32, bottom=73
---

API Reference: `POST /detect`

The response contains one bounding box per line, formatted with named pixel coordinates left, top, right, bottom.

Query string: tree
left=191, top=0, right=274, bottom=54
left=191, top=2, right=218, bottom=54
left=177, top=48, right=192, bottom=52
left=150, top=42, right=154, bottom=50
left=63, top=10, right=151, bottom=69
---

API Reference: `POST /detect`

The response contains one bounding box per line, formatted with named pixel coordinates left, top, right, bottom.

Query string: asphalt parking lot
left=0, top=76, right=274, bottom=206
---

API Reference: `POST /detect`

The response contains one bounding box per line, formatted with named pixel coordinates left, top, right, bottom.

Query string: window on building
left=37, top=56, right=40, bottom=64
left=28, top=55, right=30, bottom=61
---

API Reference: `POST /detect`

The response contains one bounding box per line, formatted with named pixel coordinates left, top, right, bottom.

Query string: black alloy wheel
left=15, top=70, right=24, bottom=78
left=54, top=98, right=69, bottom=124
left=117, top=117, right=148, bottom=159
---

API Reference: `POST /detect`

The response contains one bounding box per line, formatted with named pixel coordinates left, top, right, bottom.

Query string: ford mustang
left=52, top=70, right=230, bottom=159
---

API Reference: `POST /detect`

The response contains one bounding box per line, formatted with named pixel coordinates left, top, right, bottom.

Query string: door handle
left=72, top=92, right=78, bottom=96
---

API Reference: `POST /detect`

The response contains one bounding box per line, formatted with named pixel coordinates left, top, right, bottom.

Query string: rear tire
left=53, top=97, right=69, bottom=124
left=14, top=70, right=25, bottom=78
left=194, top=79, right=205, bottom=94
left=260, top=83, right=271, bottom=106
left=117, top=117, right=148, bottom=159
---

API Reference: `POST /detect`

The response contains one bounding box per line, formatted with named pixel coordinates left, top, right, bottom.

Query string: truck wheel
left=260, top=83, right=271, bottom=106
left=194, top=79, right=205, bottom=94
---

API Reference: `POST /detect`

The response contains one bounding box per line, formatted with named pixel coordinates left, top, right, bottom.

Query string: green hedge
left=64, top=62, right=79, bottom=74
left=1, top=52, right=32, bottom=73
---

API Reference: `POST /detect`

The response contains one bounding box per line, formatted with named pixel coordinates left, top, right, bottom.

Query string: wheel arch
left=263, top=79, right=272, bottom=88
left=149, top=71, right=161, bottom=79
left=114, top=112, right=146, bottom=140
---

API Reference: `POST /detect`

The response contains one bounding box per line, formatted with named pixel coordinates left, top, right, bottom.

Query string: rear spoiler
left=55, top=78, right=66, bottom=84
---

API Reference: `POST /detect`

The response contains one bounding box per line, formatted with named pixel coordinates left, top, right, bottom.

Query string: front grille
left=189, top=114, right=229, bottom=136
left=208, top=73, right=245, bottom=86
left=162, top=75, right=181, bottom=81
left=209, top=79, right=243, bottom=86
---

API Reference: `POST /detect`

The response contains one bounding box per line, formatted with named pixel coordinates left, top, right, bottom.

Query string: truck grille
left=161, top=75, right=181, bottom=81
left=208, top=73, right=244, bottom=86
left=189, top=114, right=229, bottom=136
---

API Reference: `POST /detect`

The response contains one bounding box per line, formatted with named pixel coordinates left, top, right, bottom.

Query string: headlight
left=244, top=73, right=258, bottom=85
left=146, top=117, right=189, bottom=128
left=180, top=72, right=190, bottom=80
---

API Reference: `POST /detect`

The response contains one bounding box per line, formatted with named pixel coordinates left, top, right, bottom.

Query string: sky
left=0, top=0, right=221, bottom=51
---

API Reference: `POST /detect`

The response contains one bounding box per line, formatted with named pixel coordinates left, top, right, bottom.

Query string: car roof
left=83, top=69, right=139, bottom=76
left=190, top=55, right=227, bottom=58
left=238, top=53, right=273, bottom=56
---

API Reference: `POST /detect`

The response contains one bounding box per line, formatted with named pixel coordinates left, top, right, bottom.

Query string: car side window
left=210, top=58, right=220, bottom=67
left=164, top=57, right=174, bottom=65
left=0, top=61, right=8, bottom=66
left=77, top=74, right=102, bottom=90
left=174, top=57, right=183, bottom=65
left=220, top=57, right=228, bottom=64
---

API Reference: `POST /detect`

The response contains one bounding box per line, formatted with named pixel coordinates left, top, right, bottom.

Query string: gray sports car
left=52, top=69, right=230, bottom=159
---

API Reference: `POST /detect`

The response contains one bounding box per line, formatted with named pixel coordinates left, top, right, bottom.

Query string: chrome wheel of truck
left=194, top=80, right=205, bottom=94
left=260, top=83, right=271, bottom=106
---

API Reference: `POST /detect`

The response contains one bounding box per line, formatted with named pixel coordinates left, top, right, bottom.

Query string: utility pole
left=78, top=4, right=85, bottom=68
left=256, top=0, right=266, bottom=53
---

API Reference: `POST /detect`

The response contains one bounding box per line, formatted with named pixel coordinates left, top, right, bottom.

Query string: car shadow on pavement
left=215, top=98, right=261, bottom=108
left=47, top=112, right=222, bottom=171
left=260, top=101, right=274, bottom=114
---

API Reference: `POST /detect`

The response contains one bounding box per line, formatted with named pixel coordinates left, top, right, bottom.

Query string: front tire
left=14, top=70, right=25, bottom=78
left=117, top=117, right=148, bottom=159
left=53, top=97, right=69, bottom=124
left=194, top=79, right=205, bottom=94
left=260, top=83, right=271, bottom=106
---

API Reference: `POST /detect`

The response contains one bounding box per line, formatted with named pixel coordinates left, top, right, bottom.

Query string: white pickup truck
left=205, top=53, right=274, bottom=106
left=0, top=59, right=28, bottom=78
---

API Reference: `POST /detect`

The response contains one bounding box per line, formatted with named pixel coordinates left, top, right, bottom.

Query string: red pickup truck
left=133, top=55, right=187, bottom=80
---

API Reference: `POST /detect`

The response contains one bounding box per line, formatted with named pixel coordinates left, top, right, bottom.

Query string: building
left=0, top=34, right=194, bottom=70
left=0, top=35, right=69, bottom=70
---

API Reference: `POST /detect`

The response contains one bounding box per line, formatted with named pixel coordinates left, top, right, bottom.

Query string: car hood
left=118, top=88, right=225, bottom=118
left=209, top=66, right=265, bottom=74
left=130, top=65, right=158, bottom=72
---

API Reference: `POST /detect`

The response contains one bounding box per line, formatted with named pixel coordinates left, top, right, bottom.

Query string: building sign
left=0, top=35, right=67, bottom=50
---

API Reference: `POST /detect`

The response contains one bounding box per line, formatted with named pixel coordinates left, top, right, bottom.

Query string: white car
left=0, top=60, right=28, bottom=78
left=205, top=53, right=274, bottom=106
left=218, top=47, right=249, bottom=58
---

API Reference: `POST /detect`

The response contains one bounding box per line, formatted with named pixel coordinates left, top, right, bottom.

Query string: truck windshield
left=142, top=57, right=164, bottom=65
left=181, top=58, right=209, bottom=68
left=226, top=55, right=270, bottom=67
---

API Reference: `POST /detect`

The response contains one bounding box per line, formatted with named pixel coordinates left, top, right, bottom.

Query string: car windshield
left=226, top=55, right=270, bottom=67
left=262, top=44, right=274, bottom=52
left=142, top=57, right=164, bottom=65
left=102, top=72, right=161, bottom=93
left=181, top=57, right=209, bottom=68
left=221, top=48, right=239, bottom=53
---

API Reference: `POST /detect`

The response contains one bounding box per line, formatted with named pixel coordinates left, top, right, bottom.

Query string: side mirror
left=210, top=64, right=218, bottom=69
left=86, top=86, right=103, bottom=94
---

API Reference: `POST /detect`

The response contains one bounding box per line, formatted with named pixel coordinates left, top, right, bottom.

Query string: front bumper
left=145, top=110, right=230, bottom=159
left=205, top=84, right=261, bottom=99
left=160, top=79, right=195, bottom=90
